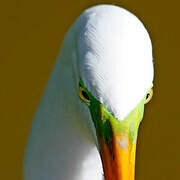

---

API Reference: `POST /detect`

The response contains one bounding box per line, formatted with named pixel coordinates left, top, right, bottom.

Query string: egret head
left=72, top=5, right=154, bottom=180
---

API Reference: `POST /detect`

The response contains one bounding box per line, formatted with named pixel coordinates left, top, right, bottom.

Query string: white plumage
left=24, top=4, right=154, bottom=180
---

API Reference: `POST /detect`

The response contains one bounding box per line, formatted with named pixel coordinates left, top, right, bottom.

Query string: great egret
left=24, top=4, right=154, bottom=180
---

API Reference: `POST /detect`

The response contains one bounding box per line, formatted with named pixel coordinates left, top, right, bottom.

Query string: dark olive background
left=1, top=0, right=179, bottom=179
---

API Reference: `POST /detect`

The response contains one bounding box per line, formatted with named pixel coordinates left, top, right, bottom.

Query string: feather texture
left=24, top=4, right=154, bottom=180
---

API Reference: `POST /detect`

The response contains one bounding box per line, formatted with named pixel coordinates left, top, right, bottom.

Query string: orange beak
left=79, top=79, right=149, bottom=180
left=89, top=98, right=144, bottom=180
left=98, top=134, right=137, bottom=180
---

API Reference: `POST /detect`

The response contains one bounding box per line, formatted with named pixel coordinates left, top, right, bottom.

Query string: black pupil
left=146, top=93, right=150, bottom=99
left=82, top=90, right=89, bottom=101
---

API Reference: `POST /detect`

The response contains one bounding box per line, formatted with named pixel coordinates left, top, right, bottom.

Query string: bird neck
left=24, top=58, right=103, bottom=180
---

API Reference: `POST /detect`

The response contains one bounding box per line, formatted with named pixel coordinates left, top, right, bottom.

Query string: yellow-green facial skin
left=79, top=80, right=147, bottom=146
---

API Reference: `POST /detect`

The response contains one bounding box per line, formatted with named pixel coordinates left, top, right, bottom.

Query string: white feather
left=24, top=4, right=154, bottom=180
left=77, top=5, right=154, bottom=120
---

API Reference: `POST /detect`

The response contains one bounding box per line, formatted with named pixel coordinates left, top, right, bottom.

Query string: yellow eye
left=145, top=88, right=153, bottom=104
left=79, top=86, right=90, bottom=104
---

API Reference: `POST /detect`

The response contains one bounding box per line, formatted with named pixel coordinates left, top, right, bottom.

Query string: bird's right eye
left=78, top=86, right=90, bottom=104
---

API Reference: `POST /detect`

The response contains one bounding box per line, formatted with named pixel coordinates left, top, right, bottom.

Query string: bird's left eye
left=145, top=88, right=153, bottom=104
left=78, top=86, right=90, bottom=104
